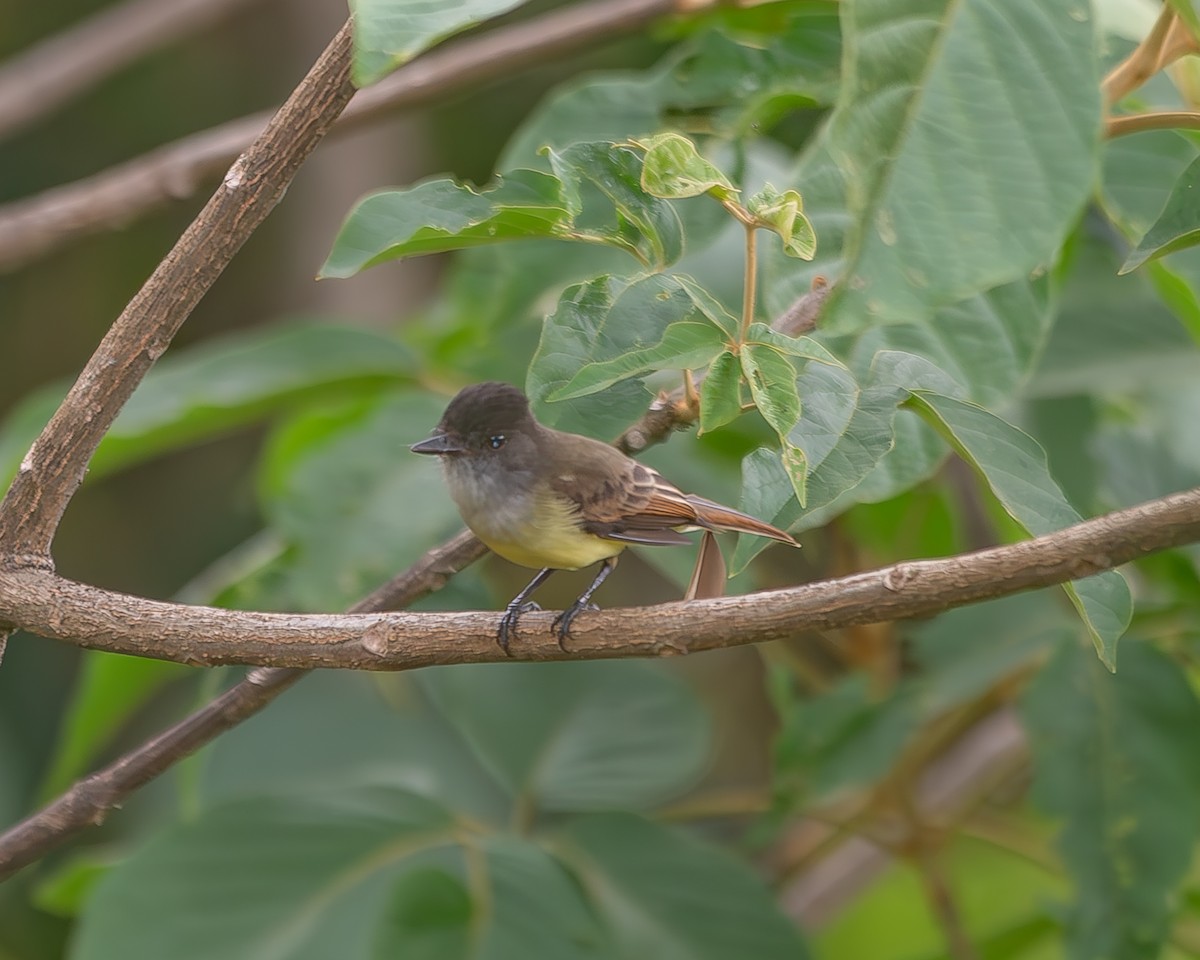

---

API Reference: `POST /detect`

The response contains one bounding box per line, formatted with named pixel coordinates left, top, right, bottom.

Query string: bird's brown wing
left=545, top=431, right=796, bottom=546
left=547, top=445, right=697, bottom=546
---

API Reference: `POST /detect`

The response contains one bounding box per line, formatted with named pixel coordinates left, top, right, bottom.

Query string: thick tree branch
left=0, top=0, right=270, bottom=142
left=0, top=21, right=357, bottom=564
left=1, top=486, right=1197, bottom=670
left=0, top=0, right=684, bottom=273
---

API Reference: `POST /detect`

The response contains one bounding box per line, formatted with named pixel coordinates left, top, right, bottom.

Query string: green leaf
left=0, top=324, right=414, bottom=490
left=546, top=141, right=684, bottom=269
left=39, top=654, right=191, bottom=800
left=1022, top=641, right=1200, bottom=959
left=549, top=321, right=727, bottom=401
left=774, top=673, right=918, bottom=804
left=349, top=0, right=528, bottom=87
left=637, top=132, right=738, bottom=200
left=1121, top=154, right=1200, bottom=274
left=700, top=350, right=743, bottom=433
left=741, top=343, right=800, bottom=438
left=419, top=661, right=710, bottom=814
left=744, top=322, right=841, bottom=365
left=557, top=813, right=812, bottom=960
left=259, top=390, right=468, bottom=611
left=319, top=171, right=575, bottom=278
left=825, top=0, right=1100, bottom=326
left=72, top=787, right=459, bottom=960
left=748, top=183, right=817, bottom=259
left=529, top=274, right=714, bottom=436
left=372, top=868, right=470, bottom=960
left=373, top=843, right=612, bottom=960
left=908, top=392, right=1133, bottom=667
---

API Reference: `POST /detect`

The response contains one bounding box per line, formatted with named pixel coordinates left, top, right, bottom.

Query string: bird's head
left=410, top=381, right=538, bottom=461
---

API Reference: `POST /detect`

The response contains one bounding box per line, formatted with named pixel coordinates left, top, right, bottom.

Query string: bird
left=411, top=381, right=798, bottom=652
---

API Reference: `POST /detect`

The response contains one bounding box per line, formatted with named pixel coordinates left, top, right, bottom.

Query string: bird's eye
left=489, top=435, right=506, bottom=449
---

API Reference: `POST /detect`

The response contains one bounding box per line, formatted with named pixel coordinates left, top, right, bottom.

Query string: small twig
left=0, top=0, right=269, bottom=141
left=1102, top=4, right=1177, bottom=105
left=0, top=21, right=357, bottom=564
left=909, top=831, right=982, bottom=960
left=1105, top=109, right=1200, bottom=138
left=0, top=0, right=684, bottom=273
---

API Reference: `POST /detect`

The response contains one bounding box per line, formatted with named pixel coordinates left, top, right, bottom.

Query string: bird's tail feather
left=686, top=495, right=798, bottom=546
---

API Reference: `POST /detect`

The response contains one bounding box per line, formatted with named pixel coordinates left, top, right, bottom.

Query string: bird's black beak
left=410, top=431, right=465, bottom=455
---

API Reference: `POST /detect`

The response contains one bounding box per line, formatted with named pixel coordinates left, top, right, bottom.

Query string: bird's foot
left=497, top=601, right=541, bottom=655
left=550, top=602, right=599, bottom=652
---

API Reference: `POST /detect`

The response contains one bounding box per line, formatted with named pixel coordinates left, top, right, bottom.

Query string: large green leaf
left=258, top=390, right=469, bottom=612
left=825, top=0, right=1100, bottom=327
left=0, top=324, right=414, bottom=490
left=373, top=839, right=613, bottom=960
left=71, top=788, right=460, bottom=960
left=908, top=392, right=1133, bottom=667
left=319, top=172, right=575, bottom=278
left=350, top=0, right=529, bottom=87
left=555, top=813, right=812, bottom=960
left=419, top=661, right=710, bottom=814
left=1021, top=640, right=1200, bottom=960
left=529, top=274, right=721, bottom=437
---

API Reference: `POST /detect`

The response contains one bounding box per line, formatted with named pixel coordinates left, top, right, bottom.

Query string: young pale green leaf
left=419, top=661, right=710, bottom=813
left=673, top=274, right=741, bottom=338
left=557, top=813, right=812, bottom=960
left=908, top=391, right=1132, bottom=667
left=781, top=442, right=808, bottom=508
left=700, top=350, right=743, bottom=433
left=545, top=141, right=684, bottom=269
left=349, top=0, right=529, bottom=87
left=824, top=0, right=1100, bottom=327
left=1120, top=155, right=1200, bottom=274
left=637, top=132, right=738, bottom=200
left=1022, top=641, right=1200, bottom=959
left=72, top=787, right=459, bottom=960
left=549, top=321, right=727, bottom=402
left=320, top=171, right=574, bottom=278
left=741, top=343, right=801, bottom=438
left=748, top=183, right=817, bottom=260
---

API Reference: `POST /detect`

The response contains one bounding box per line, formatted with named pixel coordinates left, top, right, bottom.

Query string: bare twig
left=0, top=0, right=269, bottom=141
left=1102, top=3, right=1177, bottom=105
left=0, top=0, right=684, bottom=272
left=0, top=485, right=1196, bottom=669
left=1105, top=109, right=1200, bottom=138
left=0, top=21, right=357, bottom=564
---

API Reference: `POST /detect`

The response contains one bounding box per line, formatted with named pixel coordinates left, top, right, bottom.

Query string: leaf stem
left=741, top=222, right=757, bottom=341
left=1105, top=110, right=1200, bottom=138
left=1102, top=4, right=1177, bottom=105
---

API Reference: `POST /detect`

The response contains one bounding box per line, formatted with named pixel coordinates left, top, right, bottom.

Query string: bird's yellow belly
left=482, top=523, right=624, bottom=571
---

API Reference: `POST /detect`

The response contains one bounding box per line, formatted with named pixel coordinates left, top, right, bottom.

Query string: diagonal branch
left=0, top=0, right=271, bottom=142
left=0, top=0, right=683, bottom=273
left=0, top=20, right=357, bottom=564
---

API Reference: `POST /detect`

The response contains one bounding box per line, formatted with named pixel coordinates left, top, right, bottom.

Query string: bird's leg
left=498, top=567, right=555, bottom=655
left=552, top=556, right=618, bottom=651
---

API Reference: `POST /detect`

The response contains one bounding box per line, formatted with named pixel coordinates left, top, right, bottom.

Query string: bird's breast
left=441, top=457, right=622, bottom=570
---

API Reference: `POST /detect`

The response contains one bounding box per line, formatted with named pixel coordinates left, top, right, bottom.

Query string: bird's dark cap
left=437, top=381, right=535, bottom=438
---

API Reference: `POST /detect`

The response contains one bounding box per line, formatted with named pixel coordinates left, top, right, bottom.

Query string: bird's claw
left=497, top=601, right=541, bottom=655
left=551, top=602, right=599, bottom=652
